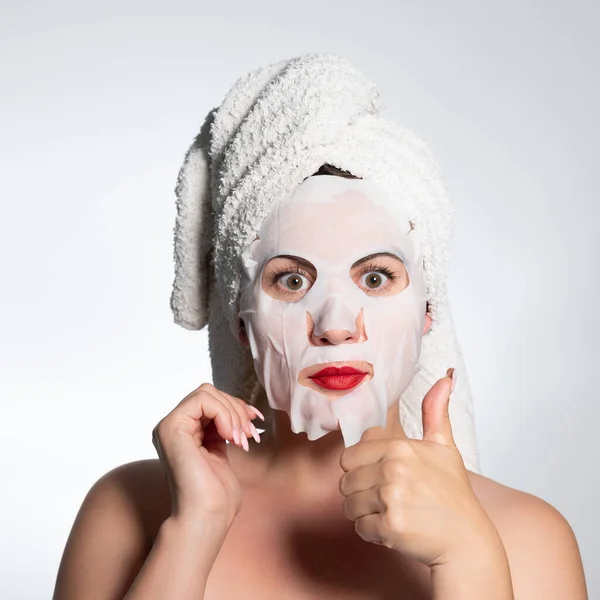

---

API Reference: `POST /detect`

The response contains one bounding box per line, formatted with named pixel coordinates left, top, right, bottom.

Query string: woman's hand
left=339, top=369, right=498, bottom=568
left=151, top=383, right=264, bottom=534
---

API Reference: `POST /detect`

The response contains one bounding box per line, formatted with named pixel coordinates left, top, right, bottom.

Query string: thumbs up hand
left=339, top=368, right=497, bottom=568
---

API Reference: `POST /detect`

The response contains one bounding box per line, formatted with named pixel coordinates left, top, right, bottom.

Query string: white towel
left=170, top=52, right=481, bottom=474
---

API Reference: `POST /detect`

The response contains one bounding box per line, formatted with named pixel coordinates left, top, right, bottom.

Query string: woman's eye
left=360, top=271, right=389, bottom=290
left=278, top=273, right=311, bottom=292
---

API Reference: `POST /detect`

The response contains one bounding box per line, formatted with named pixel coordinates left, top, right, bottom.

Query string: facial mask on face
left=238, top=175, right=429, bottom=447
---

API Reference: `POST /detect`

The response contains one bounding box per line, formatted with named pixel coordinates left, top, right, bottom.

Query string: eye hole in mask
left=261, top=252, right=410, bottom=303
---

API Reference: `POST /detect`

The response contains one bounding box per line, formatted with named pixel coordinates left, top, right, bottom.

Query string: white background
left=1, top=0, right=597, bottom=598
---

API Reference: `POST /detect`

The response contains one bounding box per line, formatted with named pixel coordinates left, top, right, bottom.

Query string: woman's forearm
left=123, top=515, right=226, bottom=600
left=430, top=529, right=514, bottom=600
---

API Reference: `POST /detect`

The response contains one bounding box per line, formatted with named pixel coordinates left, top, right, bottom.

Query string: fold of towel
left=170, top=52, right=481, bottom=473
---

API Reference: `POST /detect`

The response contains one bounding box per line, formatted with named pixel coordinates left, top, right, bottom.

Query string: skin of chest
left=142, top=452, right=510, bottom=600
left=203, top=486, right=433, bottom=600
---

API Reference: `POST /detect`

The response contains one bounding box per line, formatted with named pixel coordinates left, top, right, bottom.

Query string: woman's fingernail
left=247, top=405, right=265, bottom=422
left=249, top=422, right=261, bottom=444
left=241, top=433, right=249, bottom=452
left=446, top=368, right=457, bottom=393
left=232, top=427, right=240, bottom=445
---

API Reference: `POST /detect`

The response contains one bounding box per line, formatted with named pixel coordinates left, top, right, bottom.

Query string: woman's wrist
left=162, top=511, right=230, bottom=548
left=157, top=514, right=228, bottom=583
left=430, top=526, right=514, bottom=600
left=123, top=513, right=229, bottom=600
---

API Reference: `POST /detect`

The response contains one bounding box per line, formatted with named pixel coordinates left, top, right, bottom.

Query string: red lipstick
left=308, top=365, right=367, bottom=391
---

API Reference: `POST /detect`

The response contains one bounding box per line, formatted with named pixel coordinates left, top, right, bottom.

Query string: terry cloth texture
left=170, top=52, right=481, bottom=474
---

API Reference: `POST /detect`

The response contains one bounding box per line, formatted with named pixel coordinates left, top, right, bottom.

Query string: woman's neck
left=251, top=398, right=405, bottom=504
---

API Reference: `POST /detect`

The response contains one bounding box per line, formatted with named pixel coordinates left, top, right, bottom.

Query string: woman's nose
left=306, top=309, right=368, bottom=346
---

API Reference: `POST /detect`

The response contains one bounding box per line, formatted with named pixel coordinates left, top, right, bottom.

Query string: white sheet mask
left=238, top=175, right=429, bottom=447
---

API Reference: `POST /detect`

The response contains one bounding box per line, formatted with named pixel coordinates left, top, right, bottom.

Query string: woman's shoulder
left=468, top=468, right=559, bottom=530
left=97, top=458, right=172, bottom=533
left=79, top=458, right=172, bottom=546
left=53, top=459, right=171, bottom=598
left=466, top=469, right=586, bottom=596
left=467, top=469, right=556, bottom=517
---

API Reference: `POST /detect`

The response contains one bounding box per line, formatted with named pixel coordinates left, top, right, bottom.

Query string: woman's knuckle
left=389, top=439, right=416, bottom=460
left=379, top=483, right=401, bottom=506
left=194, top=389, right=213, bottom=403
left=389, top=439, right=406, bottom=457
left=377, top=483, right=389, bottom=503
left=383, top=506, right=404, bottom=532
left=159, top=417, right=189, bottom=440
left=382, top=459, right=403, bottom=482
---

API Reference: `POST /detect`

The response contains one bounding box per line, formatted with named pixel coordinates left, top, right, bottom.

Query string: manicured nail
left=249, top=422, right=261, bottom=444
left=241, top=433, right=249, bottom=452
left=446, top=367, right=457, bottom=393
left=232, top=427, right=240, bottom=446
left=238, top=427, right=246, bottom=448
left=247, top=405, right=265, bottom=421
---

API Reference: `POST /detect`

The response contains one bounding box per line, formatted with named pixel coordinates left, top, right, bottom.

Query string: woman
left=53, top=54, right=588, bottom=599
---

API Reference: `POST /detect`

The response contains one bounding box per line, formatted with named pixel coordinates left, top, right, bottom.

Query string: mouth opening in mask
left=298, top=360, right=374, bottom=398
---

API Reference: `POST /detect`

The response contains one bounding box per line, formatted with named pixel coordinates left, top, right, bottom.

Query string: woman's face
left=238, top=175, right=429, bottom=446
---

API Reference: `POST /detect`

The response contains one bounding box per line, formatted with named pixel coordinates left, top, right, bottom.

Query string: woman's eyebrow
left=274, top=255, right=316, bottom=270
left=351, top=252, right=402, bottom=268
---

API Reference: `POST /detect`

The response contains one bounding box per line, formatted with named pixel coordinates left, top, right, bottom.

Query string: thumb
left=421, top=367, right=457, bottom=447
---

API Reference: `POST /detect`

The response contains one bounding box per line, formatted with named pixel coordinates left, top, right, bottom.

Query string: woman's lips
left=308, top=365, right=368, bottom=391
left=298, top=360, right=373, bottom=398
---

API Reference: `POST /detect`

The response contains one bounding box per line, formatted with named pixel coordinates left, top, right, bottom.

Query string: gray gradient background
left=1, top=0, right=598, bottom=597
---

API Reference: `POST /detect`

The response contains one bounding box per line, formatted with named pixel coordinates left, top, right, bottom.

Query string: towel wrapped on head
left=170, top=52, right=481, bottom=473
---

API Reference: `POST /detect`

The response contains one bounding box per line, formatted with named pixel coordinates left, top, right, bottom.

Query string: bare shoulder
left=53, top=459, right=170, bottom=600
left=468, top=471, right=588, bottom=599
left=78, top=458, right=171, bottom=539
left=97, top=458, right=172, bottom=533
left=467, top=469, right=578, bottom=536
